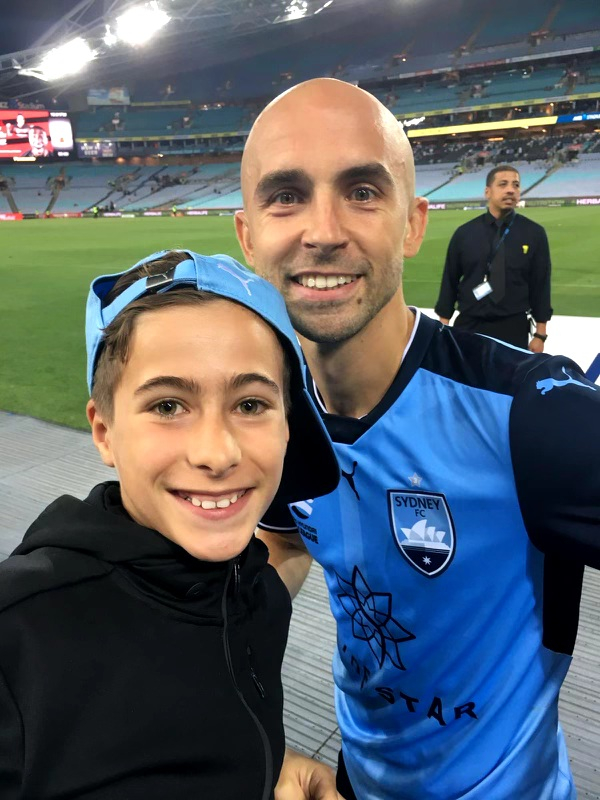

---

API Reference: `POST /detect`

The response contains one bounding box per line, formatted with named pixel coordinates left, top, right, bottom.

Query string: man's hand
left=439, top=317, right=450, bottom=325
left=528, top=336, right=545, bottom=353
left=275, top=749, right=346, bottom=800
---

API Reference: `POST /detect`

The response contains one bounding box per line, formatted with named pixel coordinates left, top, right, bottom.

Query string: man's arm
left=511, top=356, right=600, bottom=568
left=275, top=748, right=346, bottom=800
left=434, top=230, right=462, bottom=322
left=527, top=226, right=552, bottom=353
left=256, top=528, right=312, bottom=598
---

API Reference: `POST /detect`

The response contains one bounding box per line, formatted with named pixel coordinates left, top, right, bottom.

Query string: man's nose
left=301, top=193, right=349, bottom=256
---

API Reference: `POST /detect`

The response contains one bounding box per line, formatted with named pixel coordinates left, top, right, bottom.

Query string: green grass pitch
left=1, top=207, right=598, bottom=429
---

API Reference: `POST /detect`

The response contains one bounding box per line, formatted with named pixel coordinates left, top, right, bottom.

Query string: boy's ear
left=234, top=210, right=255, bottom=267
left=86, top=399, right=115, bottom=468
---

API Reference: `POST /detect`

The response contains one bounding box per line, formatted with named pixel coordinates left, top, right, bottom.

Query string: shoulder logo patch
left=536, top=366, right=597, bottom=396
left=388, top=490, right=456, bottom=577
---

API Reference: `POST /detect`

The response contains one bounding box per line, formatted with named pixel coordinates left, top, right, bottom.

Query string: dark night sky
left=0, top=1, right=83, bottom=55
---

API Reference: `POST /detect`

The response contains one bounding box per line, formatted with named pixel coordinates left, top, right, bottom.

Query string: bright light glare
left=116, top=3, right=171, bottom=46
left=35, top=38, right=95, bottom=81
left=285, top=0, right=309, bottom=20
left=104, top=25, right=118, bottom=46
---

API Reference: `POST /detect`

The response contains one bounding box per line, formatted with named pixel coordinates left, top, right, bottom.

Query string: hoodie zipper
left=221, top=556, right=273, bottom=800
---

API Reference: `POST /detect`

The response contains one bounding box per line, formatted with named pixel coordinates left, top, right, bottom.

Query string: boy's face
left=88, top=301, right=289, bottom=562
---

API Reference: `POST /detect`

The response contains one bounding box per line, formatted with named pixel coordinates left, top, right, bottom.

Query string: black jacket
left=0, top=482, right=291, bottom=800
left=434, top=211, right=553, bottom=321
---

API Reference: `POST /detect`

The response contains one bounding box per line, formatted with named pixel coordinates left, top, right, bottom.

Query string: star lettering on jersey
left=408, top=472, right=423, bottom=487
left=335, top=567, right=416, bottom=671
left=423, top=556, right=431, bottom=565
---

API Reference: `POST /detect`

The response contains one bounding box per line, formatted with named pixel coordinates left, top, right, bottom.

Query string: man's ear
left=234, top=210, right=255, bottom=267
left=86, top=399, right=115, bottom=468
left=484, top=185, right=491, bottom=201
left=403, top=196, right=429, bottom=259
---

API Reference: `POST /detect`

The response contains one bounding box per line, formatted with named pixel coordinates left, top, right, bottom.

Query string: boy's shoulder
left=0, top=547, right=111, bottom=618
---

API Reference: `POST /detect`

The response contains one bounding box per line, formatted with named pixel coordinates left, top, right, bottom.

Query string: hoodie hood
left=11, top=482, right=269, bottom=611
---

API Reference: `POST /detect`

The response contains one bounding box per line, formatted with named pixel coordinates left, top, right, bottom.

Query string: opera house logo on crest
left=387, top=491, right=456, bottom=577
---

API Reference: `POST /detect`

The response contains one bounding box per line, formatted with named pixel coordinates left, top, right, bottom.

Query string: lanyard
left=486, top=213, right=516, bottom=273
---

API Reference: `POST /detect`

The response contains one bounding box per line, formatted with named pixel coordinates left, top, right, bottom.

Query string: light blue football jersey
left=262, top=311, right=600, bottom=800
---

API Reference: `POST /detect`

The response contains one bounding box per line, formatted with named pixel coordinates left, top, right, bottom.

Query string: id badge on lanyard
left=472, top=279, right=493, bottom=300
left=472, top=216, right=514, bottom=301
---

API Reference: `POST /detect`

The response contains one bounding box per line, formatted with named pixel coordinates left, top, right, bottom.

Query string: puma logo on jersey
left=341, top=461, right=360, bottom=500
left=536, top=366, right=596, bottom=396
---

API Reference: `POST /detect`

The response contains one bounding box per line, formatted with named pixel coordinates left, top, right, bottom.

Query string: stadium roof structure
left=0, top=0, right=356, bottom=99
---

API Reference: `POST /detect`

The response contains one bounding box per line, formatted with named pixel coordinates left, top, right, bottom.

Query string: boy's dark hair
left=92, top=251, right=291, bottom=419
left=486, top=165, right=520, bottom=187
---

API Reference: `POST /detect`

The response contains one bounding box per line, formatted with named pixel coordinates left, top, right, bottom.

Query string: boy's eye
left=152, top=399, right=184, bottom=417
left=238, top=398, right=266, bottom=415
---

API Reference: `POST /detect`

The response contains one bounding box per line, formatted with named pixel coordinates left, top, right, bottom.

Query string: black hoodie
left=0, top=482, right=291, bottom=800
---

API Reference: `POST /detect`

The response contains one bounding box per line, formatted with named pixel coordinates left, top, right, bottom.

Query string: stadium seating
left=415, top=165, right=455, bottom=196
left=527, top=156, right=600, bottom=197
left=425, top=161, right=549, bottom=202
left=0, top=164, right=64, bottom=214
left=120, top=163, right=239, bottom=211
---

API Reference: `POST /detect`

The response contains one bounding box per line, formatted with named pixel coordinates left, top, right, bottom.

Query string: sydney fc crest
left=388, top=490, right=456, bottom=578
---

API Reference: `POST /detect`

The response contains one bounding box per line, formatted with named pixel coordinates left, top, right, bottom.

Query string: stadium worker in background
left=235, top=78, right=600, bottom=800
left=0, top=249, right=343, bottom=800
left=434, top=165, right=552, bottom=350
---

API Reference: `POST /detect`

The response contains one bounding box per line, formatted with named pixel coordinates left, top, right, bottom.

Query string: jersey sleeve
left=510, top=355, right=600, bottom=568
left=258, top=495, right=298, bottom=533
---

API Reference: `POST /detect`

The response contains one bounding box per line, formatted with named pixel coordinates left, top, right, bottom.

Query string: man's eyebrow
left=336, top=163, right=395, bottom=189
left=134, top=376, right=199, bottom=396
left=230, top=372, right=281, bottom=395
left=255, top=169, right=311, bottom=202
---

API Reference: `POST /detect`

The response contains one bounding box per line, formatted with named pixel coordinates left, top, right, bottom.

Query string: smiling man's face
left=236, top=79, right=427, bottom=346
left=87, top=301, right=289, bottom=562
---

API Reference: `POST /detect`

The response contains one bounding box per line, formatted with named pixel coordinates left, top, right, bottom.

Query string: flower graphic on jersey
left=336, top=567, right=415, bottom=670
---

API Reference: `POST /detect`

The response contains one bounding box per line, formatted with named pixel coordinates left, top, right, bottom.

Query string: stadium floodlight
left=283, top=0, right=309, bottom=20
left=104, top=25, right=118, bottom=47
left=115, top=2, right=171, bottom=47
left=18, top=37, right=95, bottom=82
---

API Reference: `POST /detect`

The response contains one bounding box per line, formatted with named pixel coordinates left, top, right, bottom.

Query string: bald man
left=235, top=79, right=600, bottom=800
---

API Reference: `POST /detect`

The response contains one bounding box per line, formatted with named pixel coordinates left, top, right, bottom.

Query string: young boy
left=0, top=249, right=340, bottom=799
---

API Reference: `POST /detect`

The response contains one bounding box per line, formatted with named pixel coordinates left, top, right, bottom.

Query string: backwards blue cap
left=85, top=249, right=339, bottom=504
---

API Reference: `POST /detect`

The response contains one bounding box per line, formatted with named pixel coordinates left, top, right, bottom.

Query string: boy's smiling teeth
left=297, top=275, right=356, bottom=289
left=179, top=490, right=246, bottom=510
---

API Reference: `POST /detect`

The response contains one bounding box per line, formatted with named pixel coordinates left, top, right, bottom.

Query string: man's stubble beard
left=283, top=257, right=404, bottom=346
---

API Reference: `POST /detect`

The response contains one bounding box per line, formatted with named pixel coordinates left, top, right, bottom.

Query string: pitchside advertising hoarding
left=0, top=110, right=74, bottom=160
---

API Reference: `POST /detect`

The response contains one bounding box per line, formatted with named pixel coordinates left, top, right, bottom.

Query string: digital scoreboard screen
left=76, top=140, right=117, bottom=158
left=0, top=110, right=74, bottom=160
